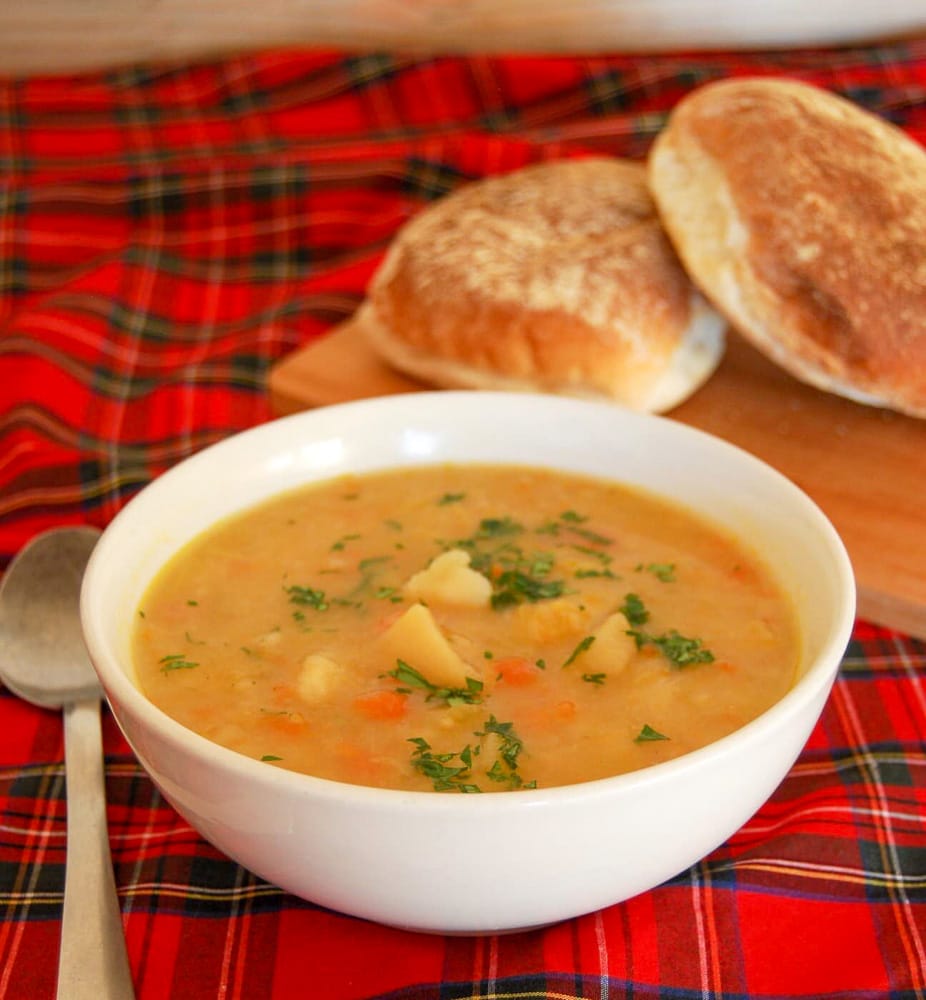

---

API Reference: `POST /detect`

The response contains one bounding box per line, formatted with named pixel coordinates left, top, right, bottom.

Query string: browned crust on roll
left=648, top=76, right=926, bottom=418
left=362, top=157, right=725, bottom=413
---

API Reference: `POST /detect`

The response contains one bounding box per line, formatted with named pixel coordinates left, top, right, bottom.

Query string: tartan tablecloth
left=1, top=40, right=926, bottom=1000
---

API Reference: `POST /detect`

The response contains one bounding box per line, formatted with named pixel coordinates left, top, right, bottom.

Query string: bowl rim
left=80, top=390, right=857, bottom=809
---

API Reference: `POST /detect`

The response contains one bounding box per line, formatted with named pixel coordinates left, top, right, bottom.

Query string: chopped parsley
left=260, top=754, right=283, bottom=762
left=628, top=628, right=715, bottom=667
left=618, top=594, right=713, bottom=666
left=638, top=562, right=676, bottom=582
left=408, top=737, right=482, bottom=793
left=619, top=593, right=649, bottom=626
left=387, top=660, right=484, bottom=706
left=285, top=585, right=328, bottom=610
left=491, top=569, right=566, bottom=609
left=582, top=673, right=607, bottom=685
left=437, top=492, right=466, bottom=505
left=448, top=516, right=569, bottom=610
left=158, top=653, right=199, bottom=673
left=563, top=635, right=595, bottom=667
left=634, top=724, right=669, bottom=742
left=477, top=716, right=535, bottom=790
left=408, top=716, right=535, bottom=792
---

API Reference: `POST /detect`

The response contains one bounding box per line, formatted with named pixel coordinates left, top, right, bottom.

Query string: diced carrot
left=494, top=656, right=541, bottom=687
left=554, top=699, right=577, bottom=721
left=270, top=683, right=298, bottom=706
left=353, top=689, right=408, bottom=721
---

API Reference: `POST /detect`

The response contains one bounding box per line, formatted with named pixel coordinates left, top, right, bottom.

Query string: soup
left=132, top=463, right=800, bottom=792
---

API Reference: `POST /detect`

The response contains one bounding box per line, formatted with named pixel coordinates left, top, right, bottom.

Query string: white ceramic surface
left=80, top=391, right=856, bottom=933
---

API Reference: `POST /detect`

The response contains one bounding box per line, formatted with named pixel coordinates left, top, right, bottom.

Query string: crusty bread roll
left=359, top=157, right=726, bottom=413
left=648, top=76, right=926, bottom=419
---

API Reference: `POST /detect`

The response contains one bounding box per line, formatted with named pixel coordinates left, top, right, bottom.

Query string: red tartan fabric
left=1, top=42, right=925, bottom=1000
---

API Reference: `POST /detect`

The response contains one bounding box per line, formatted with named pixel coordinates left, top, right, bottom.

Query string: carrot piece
left=354, top=689, right=408, bottom=721
left=554, top=699, right=577, bottom=721
left=270, top=682, right=298, bottom=705
left=495, top=656, right=541, bottom=687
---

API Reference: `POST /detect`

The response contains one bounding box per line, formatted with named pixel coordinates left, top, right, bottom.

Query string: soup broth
left=132, top=463, right=800, bottom=792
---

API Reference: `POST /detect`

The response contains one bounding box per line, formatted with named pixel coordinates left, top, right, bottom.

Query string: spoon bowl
left=1, top=527, right=103, bottom=706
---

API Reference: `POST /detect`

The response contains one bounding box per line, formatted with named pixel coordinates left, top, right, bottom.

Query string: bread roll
left=648, top=77, right=926, bottom=418
left=359, top=157, right=725, bottom=413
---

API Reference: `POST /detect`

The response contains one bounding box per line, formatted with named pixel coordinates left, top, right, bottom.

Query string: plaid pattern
left=1, top=42, right=925, bottom=1000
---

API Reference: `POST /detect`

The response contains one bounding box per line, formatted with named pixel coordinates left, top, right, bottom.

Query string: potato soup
left=132, top=464, right=800, bottom=792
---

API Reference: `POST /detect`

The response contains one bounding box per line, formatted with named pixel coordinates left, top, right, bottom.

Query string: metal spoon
left=0, top=527, right=135, bottom=999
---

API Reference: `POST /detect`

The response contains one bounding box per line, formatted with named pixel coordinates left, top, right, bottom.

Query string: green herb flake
left=438, top=492, right=466, bottom=505
left=563, top=635, right=595, bottom=668
left=619, top=593, right=649, bottom=626
left=582, top=672, right=607, bottom=685
left=260, top=754, right=283, bottom=762
left=635, top=724, right=669, bottom=743
left=388, top=660, right=484, bottom=706
left=491, top=570, right=567, bottom=609
left=408, top=737, right=482, bottom=793
left=479, top=516, right=524, bottom=539
left=331, top=533, right=361, bottom=551
left=186, top=599, right=199, bottom=607
left=285, top=585, right=328, bottom=610
left=158, top=653, right=199, bottom=673
left=629, top=628, right=715, bottom=667
left=638, top=562, right=676, bottom=583
left=478, top=716, right=536, bottom=790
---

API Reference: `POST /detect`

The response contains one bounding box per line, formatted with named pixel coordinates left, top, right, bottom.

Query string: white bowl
left=80, top=391, right=855, bottom=933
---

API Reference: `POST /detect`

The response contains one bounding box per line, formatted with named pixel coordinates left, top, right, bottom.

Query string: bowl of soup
left=80, top=391, right=855, bottom=933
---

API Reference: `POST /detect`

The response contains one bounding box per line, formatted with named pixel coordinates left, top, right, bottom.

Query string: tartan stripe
left=1, top=41, right=925, bottom=1000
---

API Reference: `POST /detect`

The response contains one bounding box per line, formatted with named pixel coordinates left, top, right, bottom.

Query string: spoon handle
left=57, top=698, right=136, bottom=1000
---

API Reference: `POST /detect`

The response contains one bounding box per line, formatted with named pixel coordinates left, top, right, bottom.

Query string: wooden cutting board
left=269, top=317, right=926, bottom=639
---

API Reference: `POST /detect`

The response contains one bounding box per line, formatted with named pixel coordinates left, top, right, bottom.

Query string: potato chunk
left=580, top=611, right=636, bottom=678
left=297, top=653, right=341, bottom=704
left=377, top=602, right=473, bottom=689
left=516, top=598, right=586, bottom=643
left=404, top=549, right=492, bottom=608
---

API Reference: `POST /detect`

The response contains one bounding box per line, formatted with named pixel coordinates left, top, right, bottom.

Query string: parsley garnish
left=449, top=516, right=568, bottom=610
left=635, top=724, right=669, bottom=742
left=491, top=570, right=566, bottom=609
left=619, top=593, right=649, bottom=626
left=638, top=562, right=676, bottom=582
left=260, top=754, right=283, bottom=762
left=388, top=660, right=484, bottom=706
left=477, top=716, right=535, bottom=790
left=437, top=492, right=466, bottom=505
left=563, top=635, right=595, bottom=667
left=158, top=653, right=199, bottom=673
left=408, top=717, right=536, bottom=792
left=408, top=737, right=482, bottom=793
left=628, top=628, right=714, bottom=667
left=285, top=585, right=328, bottom=610
left=582, top=673, right=607, bottom=685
